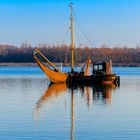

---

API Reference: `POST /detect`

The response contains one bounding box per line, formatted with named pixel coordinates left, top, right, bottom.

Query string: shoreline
left=0, top=63, right=37, bottom=67
left=0, top=63, right=139, bottom=67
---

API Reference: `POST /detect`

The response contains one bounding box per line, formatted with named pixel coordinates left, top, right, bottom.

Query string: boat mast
left=70, top=2, right=75, bottom=73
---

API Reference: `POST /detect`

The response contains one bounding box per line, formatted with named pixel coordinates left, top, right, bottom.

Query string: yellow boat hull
left=34, top=56, right=68, bottom=83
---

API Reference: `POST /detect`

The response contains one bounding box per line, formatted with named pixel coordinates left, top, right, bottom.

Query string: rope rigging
left=73, top=9, right=94, bottom=47
left=39, top=23, right=70, bottom=62
left=41, top=3, right=95, bottom=65
left=49, top=20, right=69, bottom=44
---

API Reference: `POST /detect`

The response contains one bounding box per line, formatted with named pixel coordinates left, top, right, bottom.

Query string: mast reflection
left=71, top=88, right=74, bottom=140
left=35, top=83, right=117, bottom=140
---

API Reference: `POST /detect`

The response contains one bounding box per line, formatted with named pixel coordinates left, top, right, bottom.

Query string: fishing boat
left=34, top=3, right=120, bottom=85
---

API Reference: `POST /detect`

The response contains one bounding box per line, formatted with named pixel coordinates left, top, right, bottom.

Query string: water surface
left=0, top=67, right=140, bottom=140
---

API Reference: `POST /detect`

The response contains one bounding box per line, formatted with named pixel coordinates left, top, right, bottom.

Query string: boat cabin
left=93, top=61, right=112, bottom=75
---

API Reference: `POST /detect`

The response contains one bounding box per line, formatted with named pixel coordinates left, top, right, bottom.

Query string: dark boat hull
left=67, top=74, right=120, bottom=85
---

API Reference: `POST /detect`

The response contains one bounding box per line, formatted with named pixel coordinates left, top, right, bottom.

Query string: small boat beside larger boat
left=34, top=3, right=120, bottom=86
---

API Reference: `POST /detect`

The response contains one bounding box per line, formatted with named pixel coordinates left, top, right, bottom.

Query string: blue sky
left=0, top=0, right=140, bottom=47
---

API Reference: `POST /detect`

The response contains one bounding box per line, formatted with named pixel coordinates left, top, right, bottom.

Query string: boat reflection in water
left=67, top=83, right=117, bottom=107
left=35, top=83, right=117, bottom=140
left=34, top=84, right=67, bottom=121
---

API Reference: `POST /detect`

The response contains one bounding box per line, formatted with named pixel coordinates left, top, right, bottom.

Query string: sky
left=0, top=0, right=140, bottom=47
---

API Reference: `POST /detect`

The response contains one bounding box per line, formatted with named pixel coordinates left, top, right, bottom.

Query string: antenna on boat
left=70, top=2, right=75, bottom=73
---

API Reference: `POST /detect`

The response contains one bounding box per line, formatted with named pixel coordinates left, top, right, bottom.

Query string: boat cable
left=34, top=49, right=60, bottom=71
left=38, top=25, right=72, bottom=64
left=73, top=9, right=95, bottom=48
left=34, top=52, right=51, bottom=70
left=62, top=26, right=70, bottom=45
left=37, top=25, right=70, bottom=63
left=39, top=49, right=66, bottom=61
left=49, top=20, right=69, bottom=44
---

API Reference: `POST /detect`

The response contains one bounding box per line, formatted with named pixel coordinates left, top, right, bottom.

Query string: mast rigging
left=70, top=2, right=75, bottom=73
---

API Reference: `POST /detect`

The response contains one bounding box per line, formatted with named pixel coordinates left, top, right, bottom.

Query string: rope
left=73, top=9, right=94, bottom=47
left=62, top=27, right=70, bottom=44
left=49, top=21, right=69, bottom=43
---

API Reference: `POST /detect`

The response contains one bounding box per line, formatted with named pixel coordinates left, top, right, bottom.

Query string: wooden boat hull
left=34, top=56, right=68, bottom=83
left=67, top=74, right=119, bottom=85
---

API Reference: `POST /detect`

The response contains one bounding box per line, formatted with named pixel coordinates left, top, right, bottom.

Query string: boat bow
left=34, top=49, right=68, bottom=83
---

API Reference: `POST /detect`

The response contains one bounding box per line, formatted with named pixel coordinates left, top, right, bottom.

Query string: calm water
left=0, top=67, right=140, bottom=140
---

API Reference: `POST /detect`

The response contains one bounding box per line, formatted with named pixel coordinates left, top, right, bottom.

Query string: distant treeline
left=0, top=43, right=140, bottom=66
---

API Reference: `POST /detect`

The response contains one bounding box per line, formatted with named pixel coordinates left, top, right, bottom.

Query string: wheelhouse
left=93, top=60, right=112, bottom=75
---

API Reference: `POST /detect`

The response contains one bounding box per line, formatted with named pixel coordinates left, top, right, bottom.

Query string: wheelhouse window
left=99, top=65, right=103, bottom=70
left=93, top=64, right=103, bottom=71
left=94, top=65, right=98, bottom=70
